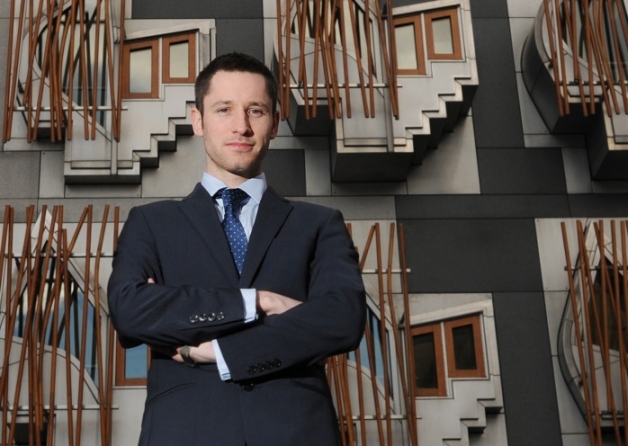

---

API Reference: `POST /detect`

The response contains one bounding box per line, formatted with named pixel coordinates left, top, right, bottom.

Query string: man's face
left=191, top=70, right=279, bottom=186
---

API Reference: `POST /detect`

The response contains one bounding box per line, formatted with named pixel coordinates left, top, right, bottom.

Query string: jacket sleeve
left=107, top=206, right=251, bottom=349
left=217, top=207, right=366, bottom=381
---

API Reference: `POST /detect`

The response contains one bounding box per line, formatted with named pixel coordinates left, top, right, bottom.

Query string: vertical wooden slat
left=45, top=209, right=65, bottom=446
left=93, top=205, right=110, bottom=445
left=398, top=223, right=418, bottom=444
left=346, top=1, right=370, bottom=117
left=621, top=220, right=628, bottom=442
left=311, top=0, right=321, bottom=117
left=284, top=0, right=292, bottom=120
left=385, top=0, right=399, bottom=118
left=561, top=221, right=597, bottom=446
left=91, top=0, right=104, bottom=139
left=373, top=224, right=393, bottom=445
left=575, top=220, right=604, bottom=443
left=63, top=228, right=76, bottom=446
left=74, top=205, right=93, bottom=446
left=609, top=220, right=628, bottom=445
left=3, top=0, right=18, bottom=142
left=592, top=222, right=622, bottom=444
left=385, top=223, right=418, bottom=445
left=296, top=0, right=311, bottom=120
left=6, top=205, right=40, bottom=444
left=0, top=206, right=15, bottom=446
left=363, top=0, right=375, bottom=118
left=544, top=0, right=566, bottom=116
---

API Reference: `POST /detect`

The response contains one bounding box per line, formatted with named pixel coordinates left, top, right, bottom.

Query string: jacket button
left=272, top=358, right=282, bottom=368
left=189, top=314, right=199, bottom=324
left=241, top=382, right=255, bottom=391
left=207, top=312, right=216, bottom=322
left=247, top=365, right=258, bottom=374
left=199, top=313, right=208, bottom=322
left=216, top=312, right=225, bottom=321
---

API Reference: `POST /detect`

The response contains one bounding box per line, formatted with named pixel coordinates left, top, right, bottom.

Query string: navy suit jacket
left=107, top=183, right=366, bottom=446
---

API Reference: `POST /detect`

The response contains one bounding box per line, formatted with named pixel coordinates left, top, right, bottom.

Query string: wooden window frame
left=162, top=32, right=196, bottom=84
left=393, top=14, right=426, bottom=75
left=115, top=339, right=149, bottom=386
left=122, top=38, right=159, bottom=99
left=424, top=7, right=462, bottom=60
left=444, top=314, right=486, bottom=378
left=412, top=322, right=446, bottom=397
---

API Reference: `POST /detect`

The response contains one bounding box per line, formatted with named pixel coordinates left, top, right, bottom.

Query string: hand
left=257, top=290, right=302, bottom=315
left=151, top=342, right=216, bottom=365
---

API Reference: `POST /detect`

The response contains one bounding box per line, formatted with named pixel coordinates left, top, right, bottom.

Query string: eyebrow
left=209, top=100, right=271, bottom=111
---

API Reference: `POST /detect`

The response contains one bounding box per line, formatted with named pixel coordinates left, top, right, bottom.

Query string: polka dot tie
left=219, top=188, right=249, bottom=274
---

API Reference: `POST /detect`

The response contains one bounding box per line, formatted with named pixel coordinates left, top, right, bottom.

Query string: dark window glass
left=414, top=332, right=438, bottom=388
left=452, top=324, right=477, bottom=370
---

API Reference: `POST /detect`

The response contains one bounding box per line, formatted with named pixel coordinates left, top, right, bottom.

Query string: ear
left=270, top=110, right=280, bottom=139
left=191, top=107, right=204, bottom=137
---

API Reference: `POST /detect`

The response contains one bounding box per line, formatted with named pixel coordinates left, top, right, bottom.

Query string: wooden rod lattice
left=562, top=219, right=628, bottom=444
left=543, top=0, right=628, bottom=117
left=2, top=0, right=123, bottom=143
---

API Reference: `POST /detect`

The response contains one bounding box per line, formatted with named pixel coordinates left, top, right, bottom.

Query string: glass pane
left=432, top=17, right=454, bottom=54
left=169, top=41, right=189, bottom=79
left=125, top=344, right=148, bottom=379
left=452, top=324, right=477, bottom=370
left=129, top=47, right=153, bottom=93
left=414, top=332, right=438, bottom=388
left=395, top=24, right=418, bottom=70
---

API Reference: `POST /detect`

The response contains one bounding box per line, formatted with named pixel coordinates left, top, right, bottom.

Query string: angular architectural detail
left=2, top=0, right=214, bottom=184
left=274, top=0, right=478, bottom=182
left=522, top=0, right=628, bottom=180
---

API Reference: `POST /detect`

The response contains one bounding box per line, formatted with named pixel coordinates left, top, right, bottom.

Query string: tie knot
left=219, top=188, right=249, bottom=210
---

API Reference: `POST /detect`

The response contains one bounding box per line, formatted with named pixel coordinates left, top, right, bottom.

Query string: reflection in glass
left=395, top=24, right=418, bottom=70
left=432, top=17, right=453, bottom=54
left=169, top=41, right=189, bottom=79
left=129, top=48, right=153, bottom=93
left=125, top=344, right=148, bottom=379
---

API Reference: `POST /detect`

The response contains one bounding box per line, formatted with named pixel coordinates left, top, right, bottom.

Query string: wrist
left=180, top=345, right=198, bottom=368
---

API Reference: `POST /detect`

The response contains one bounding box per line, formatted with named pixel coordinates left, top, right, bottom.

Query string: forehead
left=205, top=70, right=271, bottom=106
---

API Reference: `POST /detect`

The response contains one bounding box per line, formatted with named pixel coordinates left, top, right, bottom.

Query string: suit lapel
left=179, top=183, right=240, bottom=282
left=240, top=187, right=292, bottom=286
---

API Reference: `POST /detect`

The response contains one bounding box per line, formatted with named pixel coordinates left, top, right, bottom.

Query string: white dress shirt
left=201, top=172, right=267, bottom=380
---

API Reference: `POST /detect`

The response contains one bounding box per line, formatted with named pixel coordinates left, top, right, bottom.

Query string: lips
left=226, top=141, right=254, bottom=151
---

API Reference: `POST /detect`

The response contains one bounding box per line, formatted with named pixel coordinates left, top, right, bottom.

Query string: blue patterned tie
left=219, top=188, right=249, bottom=274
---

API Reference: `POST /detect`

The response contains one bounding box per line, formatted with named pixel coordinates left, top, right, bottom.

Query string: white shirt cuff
left=213, top=289, right=257, bottom=381
left=241, top=288, right=257, bottom=322
left=213, top=339, right=231, bottom=381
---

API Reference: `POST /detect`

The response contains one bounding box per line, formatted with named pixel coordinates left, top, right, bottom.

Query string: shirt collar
left=201, top=172, right=267, bottom=204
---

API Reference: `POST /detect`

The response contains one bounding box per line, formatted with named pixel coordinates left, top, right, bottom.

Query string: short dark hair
left=194, top=52, right=279, bottom=115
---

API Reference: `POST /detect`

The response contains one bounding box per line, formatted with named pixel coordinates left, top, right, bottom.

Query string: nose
left=232, top=109, right=252, bottom=136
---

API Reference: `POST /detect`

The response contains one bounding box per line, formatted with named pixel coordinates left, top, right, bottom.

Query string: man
left=107, top=52, right=366, bottom=445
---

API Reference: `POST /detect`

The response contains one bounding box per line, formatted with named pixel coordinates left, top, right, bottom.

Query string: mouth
left=226, top=141, right=254, bottom=151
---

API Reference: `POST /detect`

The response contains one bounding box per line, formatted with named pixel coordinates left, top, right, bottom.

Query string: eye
left=248, top=108, right=264, bottom=117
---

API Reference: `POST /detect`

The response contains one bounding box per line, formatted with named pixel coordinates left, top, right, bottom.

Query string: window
left=115, top=342, right=149, bottom=386
left=162, top=33, right=196, bottom=83
left=393, top=7, right=462, bottom=75
left=122, top=39, right=159, bottom=98
left=412, top=323, right=446, bottom=396
left=393, top=15, right=426, bottom=75
left=412, top=314, right=486, bottom=397
left=444, top=315, right=486, bottom=378
left=425, top=8, right=462, bottom=60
